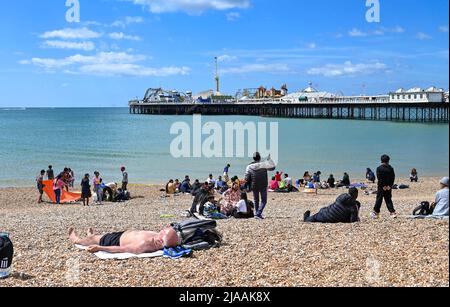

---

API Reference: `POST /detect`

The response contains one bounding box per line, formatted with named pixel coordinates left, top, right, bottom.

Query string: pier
left=129, top=102, right=449, bottom=123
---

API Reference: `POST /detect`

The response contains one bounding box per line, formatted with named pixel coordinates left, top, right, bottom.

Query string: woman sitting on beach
left=165, top=179, right=177, bottom=195
left=269, top=176, right=279, bottom=190
left=303, top=172, right=312, bottom=184
left=220, top=182, right=241, bottom=216
left=366, top=168, right=376, bottom=183
left=336, top=173, right=351, bottom=188
left=327, top=174, right=336, bottom=189
left=410, top=168, right=419, bottom=183
left=233, top=192, right=255, bottom=219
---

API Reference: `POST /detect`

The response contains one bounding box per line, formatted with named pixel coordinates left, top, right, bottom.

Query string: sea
left=0, top=107, right=448, bottom=188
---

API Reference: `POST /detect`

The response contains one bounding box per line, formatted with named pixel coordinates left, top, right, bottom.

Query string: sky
left=0, top=0, right=448, bottom=107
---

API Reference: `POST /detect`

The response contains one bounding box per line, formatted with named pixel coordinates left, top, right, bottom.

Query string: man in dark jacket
left=371, top=155, right=397, bottom=219
left=189, top=183, right=213, bottom=215
left=245, top=152, right=276, bottom=219
left=303, top=187, right=361, bottom=223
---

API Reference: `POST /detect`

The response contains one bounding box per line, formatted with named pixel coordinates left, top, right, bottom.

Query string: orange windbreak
left=42, top=180, right=82, bottom=204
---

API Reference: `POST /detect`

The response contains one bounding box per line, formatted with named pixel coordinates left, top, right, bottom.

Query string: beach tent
left=42, top=180, right=81, bottom=204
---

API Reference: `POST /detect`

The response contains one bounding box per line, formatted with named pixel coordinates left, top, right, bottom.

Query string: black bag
left=171, top=219, right=222, bottom=249
left=0, top=235, right=13, bottom=278
left=413, top=201, right=434, bottom=216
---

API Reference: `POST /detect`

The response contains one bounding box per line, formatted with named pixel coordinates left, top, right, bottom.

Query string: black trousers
left=374, top=188, right=396, bottom=213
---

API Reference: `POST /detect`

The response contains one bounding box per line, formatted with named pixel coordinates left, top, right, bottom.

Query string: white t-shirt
left=236, top=199, right=248, bottom=213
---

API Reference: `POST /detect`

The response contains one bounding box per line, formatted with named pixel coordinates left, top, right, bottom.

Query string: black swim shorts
left=99, top=232, right=124, bottom=247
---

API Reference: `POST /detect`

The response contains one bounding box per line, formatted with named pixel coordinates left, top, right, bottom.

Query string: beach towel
left=350, top=183, right=368, bottom=189
left=303, top=188, right=318, bottom=194
left=75, top=245, right=164, bottom=260
left=42, top=180, right=81, bottom=204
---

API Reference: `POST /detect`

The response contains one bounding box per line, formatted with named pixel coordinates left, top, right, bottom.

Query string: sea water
left=0, top=108, right=448, bottom=187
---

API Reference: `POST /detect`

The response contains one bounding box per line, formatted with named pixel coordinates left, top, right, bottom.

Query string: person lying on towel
left=303, top=187, right=361, bottom=223
left=69, top=227, right=180, bottom=254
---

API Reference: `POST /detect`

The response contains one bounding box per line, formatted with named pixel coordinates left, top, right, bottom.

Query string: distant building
left=389, top=87, right=446, bottom=103
left=283, top=85, right=337, bottom=103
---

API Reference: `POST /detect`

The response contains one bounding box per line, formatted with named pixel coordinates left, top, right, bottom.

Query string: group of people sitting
left=293, top=171, right=351, bottom=190
left=188, top=181, right=255, bottom=220
left=269, top=172, right=296, bottom=192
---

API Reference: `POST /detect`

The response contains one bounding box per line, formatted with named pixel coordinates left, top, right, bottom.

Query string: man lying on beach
left=69, top=227, right=180, bottom=254
left=303, top=187, right=361, bottom=224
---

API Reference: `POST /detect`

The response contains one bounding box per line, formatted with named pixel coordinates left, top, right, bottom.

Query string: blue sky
left=0, top=0, right=448, bottom=107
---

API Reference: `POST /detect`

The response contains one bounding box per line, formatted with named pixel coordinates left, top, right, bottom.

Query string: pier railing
left=129, top=102, right=449, bottom=123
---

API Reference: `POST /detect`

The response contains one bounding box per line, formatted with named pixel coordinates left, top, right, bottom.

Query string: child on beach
left=36, top=170, right=45, bottom=203
left=81, top=174, right=91, bottom=207
left=410, top=168, right=419, bottom=183
left=93, top=172, right=103, bottom=205
left=53, top=175, right=66, bottom=204
left=121, top=166, right=128, bottom=191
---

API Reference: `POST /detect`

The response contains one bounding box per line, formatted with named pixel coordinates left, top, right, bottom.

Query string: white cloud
left=348, top=28, right=368, bottom=37
left=19, top=51, right=188, bottom=77
left=220, top=63, right=291, bottom=74
left=43, top=40, right=95, bottom=51
left=111, top=16, right=145, bottom=28
left=438, top=26, right=449, bottom=33
left=390, top=26, right=405, bottom=33
left=416, top=32, right=432, bottom=40
left=128, top=0, right=250, bottom=14
left=307, top=61, right=388, bottom=77
left=79, top=64, right=190, bottom=76
left=217, top=55, right=238, bottom=62
left=307, top=43, right=317, bottom=49
left=40, top=28, right=102, bottom=40
left=226, top=12, right=240, bottom=21
left=109, top=32, right=142, bottom=41
left=348, top=26, right=405, bottom=37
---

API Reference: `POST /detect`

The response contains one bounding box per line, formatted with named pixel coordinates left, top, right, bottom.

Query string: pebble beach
left=0, top=177, right=448, bottom=287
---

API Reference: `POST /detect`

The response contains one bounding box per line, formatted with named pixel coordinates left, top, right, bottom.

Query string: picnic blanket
left=75, top=245, right=163, bottom=260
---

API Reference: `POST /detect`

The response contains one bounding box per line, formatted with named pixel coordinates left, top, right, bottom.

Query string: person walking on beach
left=46, top=165, right=54, bottom=180
left=36, top=170, right=45, bottom=203
left=93, top=172, right=103, bottom=205
left=121, top=166, right=128, bottom=191
left=53, top=175, right=66, bottom=205
left=81, top=174, right=92, bottom=207
left=245, top=152, right=276, bottom=220
left=371, top=155, right=397, bottom=219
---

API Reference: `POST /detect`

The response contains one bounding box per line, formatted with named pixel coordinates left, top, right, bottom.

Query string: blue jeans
left=55, top=189, right=61, bottom=204
left=253, top=188, right=268, bottom=217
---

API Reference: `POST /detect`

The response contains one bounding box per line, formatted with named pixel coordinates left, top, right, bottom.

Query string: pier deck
left=129, top=102, right=449, bottom=123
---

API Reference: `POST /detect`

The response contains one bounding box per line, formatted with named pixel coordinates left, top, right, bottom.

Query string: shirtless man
left=69, top=227, right=180, bottom=254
